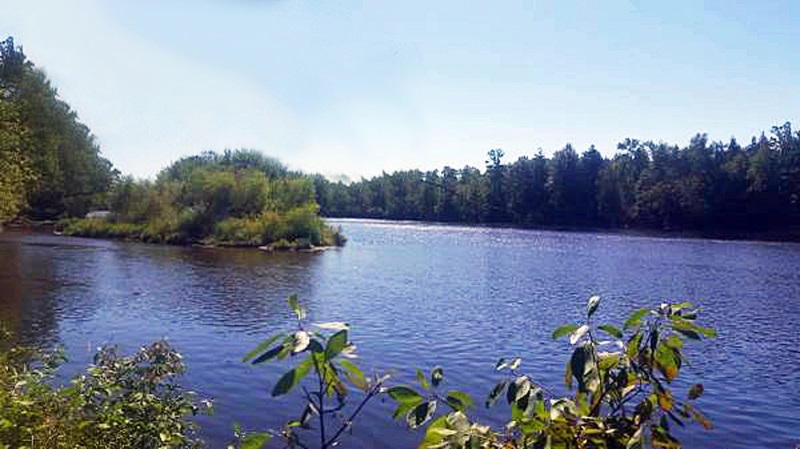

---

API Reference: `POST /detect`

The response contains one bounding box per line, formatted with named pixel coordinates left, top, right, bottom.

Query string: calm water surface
left=1, top=219, right=799, bottom=448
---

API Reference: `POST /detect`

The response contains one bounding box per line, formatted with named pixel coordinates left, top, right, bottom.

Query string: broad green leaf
left=271, top=357, right=313, bottom=396
left=241, top=432, right=271, bottom=449
left=392, top=401, right=416, bottom=420
left=552, top=323, right=578, bottom=340
left=626, top=333, right=642, bottom=359
left=655, top=344, right=679, bottom=382
left=664, top=335, right=684, bottom=350
left=251, top=344, right=285, bottom=365
left=446, top=391, right=474, bottom=411
left=598, top=324, right=623, bottom=339
left=598, top=351, right=621, bottom=371
left=431, top=366, right=444, bottom=387
left=242, top=334, right=281, bottom=362
left=587, top=295, right=601, bottom=317
left=324, top=330, right=348, bottom=360
left=387, top=386, right=423, bottom=404
left=340, top=359, right=368, bottom=391
left=569, top=325, right=590, bottom=345
left=624, top=308, right=650, bottom=330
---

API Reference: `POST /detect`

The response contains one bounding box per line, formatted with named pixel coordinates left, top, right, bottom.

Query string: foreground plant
left=0, top=328, right=211, bottom=449
left=388, top=296, right=715, bottom=449
left=235, top=295, right=389, bottom=449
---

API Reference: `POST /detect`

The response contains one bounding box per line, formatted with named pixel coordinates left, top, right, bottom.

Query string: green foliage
left=59, top=150, right=344, bottom=248
left=317, top=124, right=800, bottom=235
left=0, top=36, right=117, bottom=221
left=236, top=296, right=388, bottom=449
left=0, top=328, right=211, bottom=449
left=388, top=296, right=715, bottom=449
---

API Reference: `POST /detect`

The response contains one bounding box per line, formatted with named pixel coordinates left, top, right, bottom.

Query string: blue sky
left=5, top=0, right=800, bottom=179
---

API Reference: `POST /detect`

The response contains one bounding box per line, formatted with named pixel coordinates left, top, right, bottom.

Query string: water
left=1, top=219, right=799, bottom=448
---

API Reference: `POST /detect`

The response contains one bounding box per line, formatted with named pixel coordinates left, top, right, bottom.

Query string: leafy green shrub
left=245, top=295, right=714, bottom=449
left=388, top=296, right=714, bottom=449
left=0, top=328, right=211, bottom=449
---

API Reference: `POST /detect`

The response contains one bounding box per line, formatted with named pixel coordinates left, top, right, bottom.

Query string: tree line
left=314, top=125, right=800, bottom=234
left=0, top=36, right=117, bottom=222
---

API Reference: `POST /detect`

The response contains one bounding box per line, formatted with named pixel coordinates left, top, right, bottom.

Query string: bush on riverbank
left=0, top=328, right=210, bottom=449
left=58, top=150, right=346, bottom=248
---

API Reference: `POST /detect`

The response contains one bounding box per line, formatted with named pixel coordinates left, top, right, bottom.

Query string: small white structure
left=85, top=210, right=112, bottom=220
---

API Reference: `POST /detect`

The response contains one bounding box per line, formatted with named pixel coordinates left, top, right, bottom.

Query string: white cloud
left=5, top=0, right=301, bottom=178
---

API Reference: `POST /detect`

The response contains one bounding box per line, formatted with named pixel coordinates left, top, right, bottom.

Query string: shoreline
left=325, top=217, right=800, bottom=244
left=5, top=217, right=800, bottom=245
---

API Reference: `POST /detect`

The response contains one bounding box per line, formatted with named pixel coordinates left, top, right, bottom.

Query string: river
left=1, top=219, right=799, bottom=448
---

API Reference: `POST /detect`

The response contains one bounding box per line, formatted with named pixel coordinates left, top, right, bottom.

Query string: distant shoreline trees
left=314, top=124, right=800, bottom=236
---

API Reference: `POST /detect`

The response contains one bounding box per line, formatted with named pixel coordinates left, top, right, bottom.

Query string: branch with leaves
left=232, top=295, right=390, bottom=449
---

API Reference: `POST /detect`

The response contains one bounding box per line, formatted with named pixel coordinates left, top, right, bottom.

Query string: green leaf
left=324, top=330, right=348, bottom=360
left=446, top=391, right=474, bottom=411
left=624, top=308, right=650, bottom=330
left=415, top=369, right=429, bottom=390
left=340, top=359, right=368, bottom=391
left=587, top=295, right=601, bottom=317
left=431, top=366, right=444, bottom=387
left=251, top=344, right=285, bottom=365
left=406, top=401, right=436, bottom=428
left=271, top=357, right=313, bottom=396
left=552, top=323, right=578, bottom=340
left=392, top=401, right=416, bottom=420
left=241, top=432, right=271, bottom=449
left=387, top=386, right=423, bottom=404
left=598, top=324, right=623, bottom=339
left=287, top=294, right=306, bottom=320
left=626, top=333, right=642, bottom=359
left=242, top=334, right=281, bottom=362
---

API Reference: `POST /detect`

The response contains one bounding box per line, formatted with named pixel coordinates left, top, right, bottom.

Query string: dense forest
left=314, top=126, right=800, bottom=235
left=0, top=37, right=116, bottom=221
